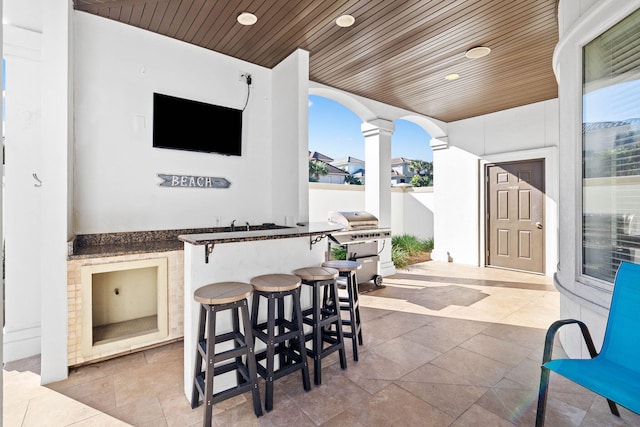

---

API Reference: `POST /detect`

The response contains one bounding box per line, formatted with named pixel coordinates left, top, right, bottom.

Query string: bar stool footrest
left=193, top=374, right=259, bottom=407
left=253, top=320, right=304, bottom=345
left=198, top=339, right=251, bottom=364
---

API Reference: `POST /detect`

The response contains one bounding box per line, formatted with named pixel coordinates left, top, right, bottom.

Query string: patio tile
left=368, top=335, right=441, bottom=370
left=452, top=404, right=516, bottom=427
left=399, top=363, right=473, bottom=385
left=430, top=347, right=512, bottom=387
left=3, top=398, right=29, bottom=427
left=459, top=333, right=532, bottom=367
left=107, top=396, right=165, bottom=426
left=343, top=349, right=417, bottom=383
left=480, top=322, right=547, bottom=351
left=21, top=390, right=102, bottom=426
left=66, top=413, right=131, bottom=426
left=474, top=386, right=539, bottom=426
left=157, top=390, right=203, bottom=427
left=581, top=396, right=640, bottom=427
left=362, top=310, right=433, bottom=342
left=281, top=363, right=363, bottom=425
left=395, top=380, right=487, bottom=418
left=6, top=261, right=634, bottom=426
left=347, top=383, right=453, bottom=427
left=501, top=357, right=545, bottom=390
left=48, top=375, right=117, bottom=413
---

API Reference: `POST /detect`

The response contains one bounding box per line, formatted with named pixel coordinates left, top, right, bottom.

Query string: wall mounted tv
left=152, top=92, right=242, bottom=156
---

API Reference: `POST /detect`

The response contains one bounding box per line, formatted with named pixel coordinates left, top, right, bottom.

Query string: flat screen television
left=152, top=92, right=242, bottom=156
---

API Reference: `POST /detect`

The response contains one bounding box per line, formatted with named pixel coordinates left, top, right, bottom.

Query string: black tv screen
left=153, top=93, right=242, bottom=156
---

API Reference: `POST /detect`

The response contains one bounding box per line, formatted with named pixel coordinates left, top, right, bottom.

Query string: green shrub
left=391, top=234, right=434, bottom=267
left=391, top=234, right=424, bottom=256
left=392, top=245, right=409, bottom=268
left=421, top=237, right=434, bottom=252
left=331, top=245, right=347, bottom=260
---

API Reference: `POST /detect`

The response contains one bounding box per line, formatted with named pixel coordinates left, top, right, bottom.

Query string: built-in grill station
left=327, top=211, right=391, bottom=286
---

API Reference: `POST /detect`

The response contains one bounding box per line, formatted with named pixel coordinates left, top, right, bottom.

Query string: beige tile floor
left=4, top=261, right=640, bottom=426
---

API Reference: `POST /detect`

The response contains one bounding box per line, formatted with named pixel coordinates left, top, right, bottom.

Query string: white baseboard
left=3, top=326, right=41, bottom=363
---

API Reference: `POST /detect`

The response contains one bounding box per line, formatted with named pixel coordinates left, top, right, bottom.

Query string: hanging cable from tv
left=242, top=74, right=252, bottom=112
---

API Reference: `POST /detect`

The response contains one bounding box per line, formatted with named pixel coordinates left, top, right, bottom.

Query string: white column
left=429, top=136, right=450, bottom=263
left=40, top=0, right=72, bottom=384
left=1, top=2, right=4, bottom=420
left=271, top=49, right=310, bottom=225
left=362, top=119, right=395, bottom=276
left=3, top=26, right=44, bottom=363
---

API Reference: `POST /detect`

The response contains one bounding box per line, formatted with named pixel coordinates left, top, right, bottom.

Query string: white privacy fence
left=308, top=183, right=434, bottom=239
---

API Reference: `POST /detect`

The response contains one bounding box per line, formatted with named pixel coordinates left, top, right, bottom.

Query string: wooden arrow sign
left=157, top=174, right=231, bottom=189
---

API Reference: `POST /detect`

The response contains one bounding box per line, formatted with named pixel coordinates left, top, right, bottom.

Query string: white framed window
left=582, top=7, right=640, bottom=283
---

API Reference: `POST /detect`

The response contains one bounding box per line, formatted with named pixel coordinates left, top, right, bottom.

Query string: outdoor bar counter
left=178, top=222, right=344, bottom=399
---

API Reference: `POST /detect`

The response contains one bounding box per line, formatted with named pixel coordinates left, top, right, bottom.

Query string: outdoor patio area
left=4, top=261, right=640, bottom=427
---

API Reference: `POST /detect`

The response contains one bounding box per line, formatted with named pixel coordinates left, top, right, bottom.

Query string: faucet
left=230, top=219, right=236, bottom=232
left=245, top=221, right=250, bottom=231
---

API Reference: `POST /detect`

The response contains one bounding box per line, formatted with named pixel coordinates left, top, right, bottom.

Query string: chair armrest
left=542, top=319, right=599, bottom=364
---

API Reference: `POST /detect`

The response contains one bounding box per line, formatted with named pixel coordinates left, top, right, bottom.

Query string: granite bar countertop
left=69, top=223, right=345, bottom=259
left=178, top=222, right=345, bottom=245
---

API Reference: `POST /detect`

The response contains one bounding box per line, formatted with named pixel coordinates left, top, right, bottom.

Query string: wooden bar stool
left=191, top=282, right=262, bottom=426
left=250, top=274, right=311, bottom=412
left=322, top=260, right=363, bottom=361
left=293, top=266, right=347, bottom=385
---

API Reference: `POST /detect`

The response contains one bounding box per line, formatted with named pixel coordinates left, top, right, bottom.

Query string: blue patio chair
left=535, top=261, right=640, bottom=426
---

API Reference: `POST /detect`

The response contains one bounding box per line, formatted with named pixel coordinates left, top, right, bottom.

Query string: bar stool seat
left=191, top=282, right=262, bottom=426
left=251, top=273, right=301, bottom=292
left=293, top=266, right=347, bottom=385
left=322, top=260, right=364, bottom=361
left=250, top=274, right=310, bottom=412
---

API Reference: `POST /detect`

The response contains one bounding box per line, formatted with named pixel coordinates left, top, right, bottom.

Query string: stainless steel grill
left=327, top=211, right=390, bottom=286
left=328, top=211, right=391, bottom=244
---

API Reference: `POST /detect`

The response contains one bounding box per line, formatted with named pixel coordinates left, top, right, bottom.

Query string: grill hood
left=329, top=211, right=379, bottom=230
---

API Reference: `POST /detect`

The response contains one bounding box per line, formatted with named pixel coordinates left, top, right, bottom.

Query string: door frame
left=485, top=159, right=546, bottom=273
left=478, top=147, right=558, bottom=277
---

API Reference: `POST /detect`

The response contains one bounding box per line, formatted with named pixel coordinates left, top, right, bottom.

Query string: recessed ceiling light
left=465, top=46, right=491, bottom=59
left=336, top=14, right=355, bottom=27
left=445, top=73, right=460, bottom=81
left=237, top=12, right=258, bottom=26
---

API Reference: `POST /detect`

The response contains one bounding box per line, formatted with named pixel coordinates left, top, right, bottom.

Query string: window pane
left=582, top=8, right=640, bottom=283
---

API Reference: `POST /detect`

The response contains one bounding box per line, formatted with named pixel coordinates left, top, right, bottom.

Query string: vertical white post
left=40, top=0, right=72, bottom=384
left=362, top=119, right=395, bottom=276
left=0, top=0, right=4, bottom=417
left=429, top=137, right=450, bottom=263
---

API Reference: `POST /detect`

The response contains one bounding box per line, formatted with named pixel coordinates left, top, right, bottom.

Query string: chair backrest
left=600, top=261, right=640, bottom=373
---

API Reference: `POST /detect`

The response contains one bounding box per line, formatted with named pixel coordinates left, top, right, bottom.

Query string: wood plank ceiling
left=72, top=0, right=559, bottom=123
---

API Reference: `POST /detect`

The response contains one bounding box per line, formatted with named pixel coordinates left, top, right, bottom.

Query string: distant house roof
left=312, top=159, right=349, bottom=176
left=325, top=162, right=349, bottom=176
left=309, top=151, right=334, bottom=162
left=331, top=156, right=365, bottom=164
left=391, top=157, right=413, bottom=164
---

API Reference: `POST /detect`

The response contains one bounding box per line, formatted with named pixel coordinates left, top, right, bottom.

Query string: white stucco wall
left=3, top=6, right=312, bottom=380
left=3, top=25, right=43, bottom=362
left=433, top=99, right=559, bottom=274
left=554, top=0, right=640, bottom=358
left=402, top=188, right=435, bottom=240
left=308, top=183, right=434, bottom=239
left=73, top=12, right=278, bottom=234
left=271, top=49, right=310, bottom=225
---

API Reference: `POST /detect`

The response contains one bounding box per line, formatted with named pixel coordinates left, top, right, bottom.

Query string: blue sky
left=308, top=95, right=433, bottom=162
left=583, top=79, right=640, bottom=123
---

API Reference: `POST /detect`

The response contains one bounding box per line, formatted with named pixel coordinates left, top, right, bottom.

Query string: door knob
left=535, top=221, right=543, bottom=229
